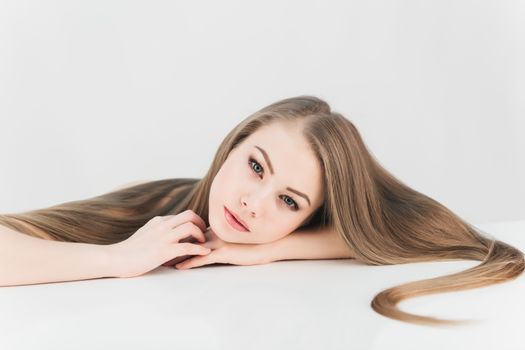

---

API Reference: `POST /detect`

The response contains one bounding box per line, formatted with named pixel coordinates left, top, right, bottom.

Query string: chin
left=209, top=212, right=243, bottom=243
left=214, top=222, right=262, bottom=244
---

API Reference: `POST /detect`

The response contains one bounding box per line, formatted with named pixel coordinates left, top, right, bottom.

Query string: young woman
left=0, top=95, right=523, bottom=326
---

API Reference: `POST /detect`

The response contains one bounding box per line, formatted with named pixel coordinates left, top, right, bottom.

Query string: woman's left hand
left=168, top=226, right=271, bottom=270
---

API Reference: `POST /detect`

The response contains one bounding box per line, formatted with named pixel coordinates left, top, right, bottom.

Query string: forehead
left=245, top=122, right=304, bottom=147
left=241, top=123, right=325, bottom=207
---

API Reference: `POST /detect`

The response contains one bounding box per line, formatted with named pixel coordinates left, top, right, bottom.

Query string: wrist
left=103, top=243, right=126, bottom=278
left=255, top=238, right=284, bottom=264
left=245, top=241, right=275, bottom=264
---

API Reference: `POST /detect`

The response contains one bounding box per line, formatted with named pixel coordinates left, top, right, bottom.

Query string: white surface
left=1, top=220, right=524, bottom=350
left=0, top=0, right=524, bottom=224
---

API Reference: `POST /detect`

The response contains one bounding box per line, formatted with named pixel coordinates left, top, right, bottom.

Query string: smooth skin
left=173, top=225, right=270, bottom=270
left=52, top=121, right=343, bottom=279
left=0, top=119, right=353, bottom=286
left=208, top=122, right=325, bottom=245
left=110, top=210, right=212, bottom=278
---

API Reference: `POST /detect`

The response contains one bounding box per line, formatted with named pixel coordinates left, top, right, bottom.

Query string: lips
left=224, top=206, right=250, bottom=232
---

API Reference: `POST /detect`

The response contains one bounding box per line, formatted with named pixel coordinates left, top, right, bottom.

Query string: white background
left=0, top=2, right=523, bottom=222
left=1, top=2, right=525, bottom=350
left=1, top=221, right=524, bottom=350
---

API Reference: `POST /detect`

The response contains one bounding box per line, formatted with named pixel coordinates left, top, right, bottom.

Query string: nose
left=241, top=198, right=256, bottom=218
left=241, top=187, right=274, bottom=218
left=241, top=191, right=270, bottom=218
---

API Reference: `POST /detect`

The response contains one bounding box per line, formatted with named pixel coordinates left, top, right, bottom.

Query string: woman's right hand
left=108, top=210, right=212, bottom=278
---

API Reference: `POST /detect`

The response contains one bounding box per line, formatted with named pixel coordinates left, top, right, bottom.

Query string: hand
left=172, top=226, right=270, bottom=270
left=109, top=210, right=212, bottom=278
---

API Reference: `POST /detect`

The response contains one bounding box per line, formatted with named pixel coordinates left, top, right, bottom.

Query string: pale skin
left=118, top=122, right=355, bottom=270
left=0, top=123, right=353, bottom=285
left=208, top=122, right=326, bottom=244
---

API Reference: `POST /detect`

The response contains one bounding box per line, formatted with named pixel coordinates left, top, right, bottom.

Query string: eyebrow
left=254, top=145, right=311, bottom=207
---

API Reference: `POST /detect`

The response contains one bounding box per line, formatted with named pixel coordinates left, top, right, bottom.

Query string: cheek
left=252, top=218, right=298, bottom=243
left=208, top=164, right=245, bottom=243
left=209, top=169, right=227, bottom=222
left=210, top=163, right=233, bottom=197
left=213, top=160, right=252, bottom=203
left=208, top=159, right=300, bottom=243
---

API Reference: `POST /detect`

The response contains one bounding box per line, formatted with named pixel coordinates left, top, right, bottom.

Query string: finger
left=175, top=252, right=214, bottom=270
left=174, top=243, right=211, bottom=257
left=188, top=240, right=214, bottom=250
left=162, top=210, right=207, bottom=233
left=168, top=222, right=207, bottom=243
left=162, top=254, right=192, bottom=267
left=200, top=241, right=213, bottom=250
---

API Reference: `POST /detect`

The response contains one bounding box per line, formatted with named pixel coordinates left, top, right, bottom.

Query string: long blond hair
left=1, top=95, right=523, bottom=325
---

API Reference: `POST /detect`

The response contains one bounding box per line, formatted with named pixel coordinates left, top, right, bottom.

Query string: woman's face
left=208, top=122, right=325, bottom=244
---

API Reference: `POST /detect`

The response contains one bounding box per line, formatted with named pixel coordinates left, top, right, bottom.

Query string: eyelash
left=248, top=157, right=300, bottom=211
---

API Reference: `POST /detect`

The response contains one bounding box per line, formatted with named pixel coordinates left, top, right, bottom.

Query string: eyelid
left=248, top=155, right=300, bottom=210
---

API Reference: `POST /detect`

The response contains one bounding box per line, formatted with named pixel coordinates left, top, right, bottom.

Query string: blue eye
left=249, top=158, right=264, bottom=175
left=248, top=157, right=299, bottom=211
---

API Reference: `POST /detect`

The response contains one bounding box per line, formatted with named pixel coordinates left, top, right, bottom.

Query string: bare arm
left=0, top=225, right=116, bottom=287
left=265, top=225, right=355, bottom=262
left=166, top=224, right=356, bottom=270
